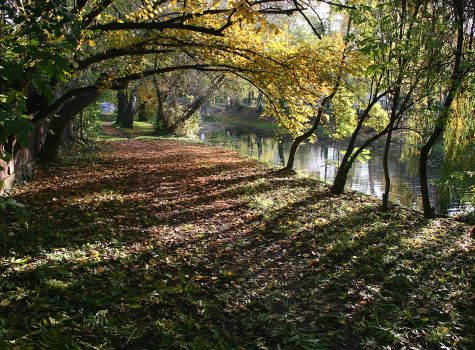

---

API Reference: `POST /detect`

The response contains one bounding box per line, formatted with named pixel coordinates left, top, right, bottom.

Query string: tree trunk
left=166, top=96, right=204, bottom=134
left=116, top=90, right=128, bottom=125
left=285, top=93, right=338, bottom=170
left=382, top=84, right=401, bottom=211
left=137, top=102, right=147, bottom=121
left=38, top=87, right=101, bottom=161
left=166, top=74, right=225, bottom=134
left=331, top=96, right=384, bottom=194
left=419, top=0, right=464, bottom=218
left=382, top=121, right=395, bottom=210
left=285, top=117, right=320, bottom=170
left=121, top=88, right=137, bottom=129
left=154, top=83, right=169, bottom=132
left=284, top=23, right=356, bottom=172
left=331, top=114, right=366, bottom=193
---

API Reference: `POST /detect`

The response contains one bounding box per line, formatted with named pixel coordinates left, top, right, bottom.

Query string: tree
left=1, top=0, right=305, bottom=162
left=417, top=0, right=474, bottom=218
left=150, top=56, right=226, bottom=135
left=122, top=86, right=139, bottom=129
left=328, top=0, right=471, bottom=215
left=282, top=13, right=355, bottom=170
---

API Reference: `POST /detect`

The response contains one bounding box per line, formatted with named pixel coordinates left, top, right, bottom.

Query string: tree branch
left=77, top=47, right=175, bottom=70
left=83, top=0, right=113, bottom=26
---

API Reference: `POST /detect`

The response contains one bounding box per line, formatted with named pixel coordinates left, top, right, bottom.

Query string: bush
left=74, top=104, right=103, bottom=140
left=0, top=196, right=28, bottom=223
left=174, top=112, right=201, bottom=137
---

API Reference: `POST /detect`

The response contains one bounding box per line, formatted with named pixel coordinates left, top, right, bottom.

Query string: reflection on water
left=200, top=126, right=472, bottom=215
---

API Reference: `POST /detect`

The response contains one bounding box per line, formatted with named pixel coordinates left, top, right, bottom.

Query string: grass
left=105, top=120, right=155, bottom=139
left=0, top=125, right=473, bottom=349
left=100, top=121, right=203, bottom=144
left=202, top=114, right=282, bottom=132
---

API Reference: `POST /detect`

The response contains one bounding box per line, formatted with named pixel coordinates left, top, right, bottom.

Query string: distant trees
left=152, top=67, right=225, bottom=135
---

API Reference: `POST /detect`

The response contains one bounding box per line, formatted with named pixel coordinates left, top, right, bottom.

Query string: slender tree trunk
left=382, top=84, right=401, bottom=210
left=284, top=19, right=353, bottom=172
left=137, top=102, right=147, bottom=121
left=166, top=96, right=204, bottom=133
left=154, top=84, right=168, bottom=132
left=420, top=124, right=447, bottom=217
left=39, top=87, right=101, bottom=161
left=333, top=124, right=391, bottom=195
left=419, top=0, right=464, bottom=218
left=285, top=89, right=342, bottom=170
left=331, top=96, right=385, bottom=194
left=331, top=114, right=366, bottom=193
left=382, top=122, right=395, bottom=210
left=285, top=114, right=322, bottom=170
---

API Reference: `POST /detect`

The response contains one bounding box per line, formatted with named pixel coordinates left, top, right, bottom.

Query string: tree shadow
left=0, top=139, right=472, bottom=349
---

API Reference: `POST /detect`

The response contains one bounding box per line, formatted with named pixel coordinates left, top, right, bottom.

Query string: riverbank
left=203, top=105, right=404, bottom=147
left=0, top=133, right=473, bottom=349
left=201, top=107, right=282, bottom=138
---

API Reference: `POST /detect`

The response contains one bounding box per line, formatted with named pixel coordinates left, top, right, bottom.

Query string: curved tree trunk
left=38, top=87, right=101, bottom=161
left=331, top=115, right=366, bottom=194
left=419, top=0, right=464, bottom=218
left=419, top=126, right=443, bottom=218
left=285, top=113, right=322, bottom=170
left=333, top=123, right=391, bottom=195
left=331, top=95, right=386, bottom=194
left=288, top=14, right=352, bottom=172
left=382, top=121, right=395, bottom=210
left=285, top=93, right=338, bottom=170
left=166, top=95, right=204, bottom=134
left=166, top=74, right=225, bottom=134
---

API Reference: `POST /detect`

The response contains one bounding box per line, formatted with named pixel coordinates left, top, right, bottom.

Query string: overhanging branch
left=77, top=48, right=175, bottom=70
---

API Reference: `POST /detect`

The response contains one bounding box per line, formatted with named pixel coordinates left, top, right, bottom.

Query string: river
left=199, top=123, right=473, bottom=216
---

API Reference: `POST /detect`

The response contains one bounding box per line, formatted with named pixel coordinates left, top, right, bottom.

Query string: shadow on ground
left=0, top=137, right=473, bottom=349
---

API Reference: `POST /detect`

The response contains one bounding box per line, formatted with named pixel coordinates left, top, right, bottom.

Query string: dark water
left=199, top=125, right=473, bottom=215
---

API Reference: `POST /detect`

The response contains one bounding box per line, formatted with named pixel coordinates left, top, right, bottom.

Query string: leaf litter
left=0, top=133, right=473, bottom=349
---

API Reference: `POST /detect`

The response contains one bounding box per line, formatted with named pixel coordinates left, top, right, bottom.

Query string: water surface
left=200, top=124, right=473, bottom=215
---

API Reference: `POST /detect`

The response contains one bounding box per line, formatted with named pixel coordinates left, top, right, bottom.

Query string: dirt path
left=102, top=121, right=133, bottom=138
left=0, top=134, right=472, bottom=349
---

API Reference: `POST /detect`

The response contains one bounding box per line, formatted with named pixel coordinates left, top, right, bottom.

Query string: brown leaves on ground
left=0, top=135, right=473, bottom=349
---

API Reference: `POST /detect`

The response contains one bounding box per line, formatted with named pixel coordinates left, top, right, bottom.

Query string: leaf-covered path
left=1, top=135, right=473, bottom=349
